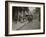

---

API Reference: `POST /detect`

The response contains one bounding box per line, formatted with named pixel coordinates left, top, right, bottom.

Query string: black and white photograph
left=12, top=7, right=40, bottom=30
left=5, top=1, right=45, bottom=36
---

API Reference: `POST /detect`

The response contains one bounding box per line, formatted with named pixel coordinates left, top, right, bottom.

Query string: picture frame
left=5, top=1, right=45, bottom=36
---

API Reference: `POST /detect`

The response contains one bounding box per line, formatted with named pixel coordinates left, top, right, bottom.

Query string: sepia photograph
left=5, top=1, right=45, bottom=36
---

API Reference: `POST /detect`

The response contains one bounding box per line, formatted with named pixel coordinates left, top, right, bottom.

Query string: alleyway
left=12, top=19, right=40, bottom=30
